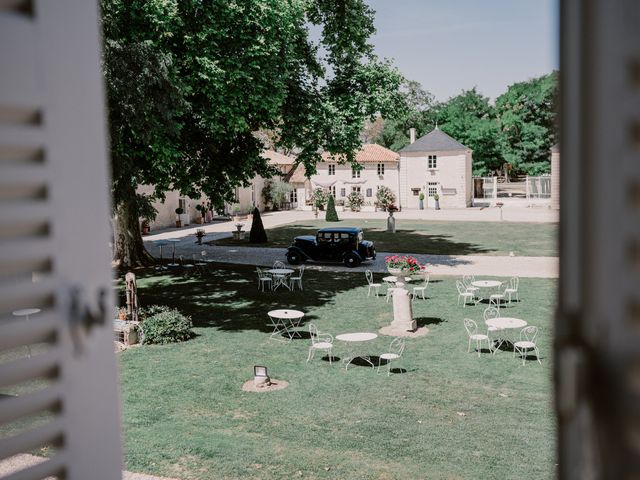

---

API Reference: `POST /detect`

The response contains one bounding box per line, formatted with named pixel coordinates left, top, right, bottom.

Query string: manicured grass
left=118, top=265, right=556, bottom=480
left=217, top=219, right=558, bottom=257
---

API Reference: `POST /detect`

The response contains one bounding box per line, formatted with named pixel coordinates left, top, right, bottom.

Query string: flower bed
left=385, top=255, right=422, bottom=274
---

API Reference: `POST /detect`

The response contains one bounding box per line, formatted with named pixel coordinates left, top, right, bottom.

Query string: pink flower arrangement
left=385, top=255, right=422, bottom=273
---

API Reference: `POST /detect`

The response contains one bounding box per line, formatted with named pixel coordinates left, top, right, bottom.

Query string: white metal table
left=335, top=332, right=378, bottom=370
left=267, top=268, right=294, bottom=291
left=166, top=238, right=181, bottom=267
left=485, top=317, right=528, bottom=346
left=268, top=309, right=304, bottom=342
left=471, top=280, right=503, bottom=302
left=12, top=308, right=41, bottom=357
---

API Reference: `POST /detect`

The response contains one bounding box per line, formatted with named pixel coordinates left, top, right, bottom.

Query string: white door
left=426, top=182, right=439, bottom=208
left=0, top=1, right=122, bottom=478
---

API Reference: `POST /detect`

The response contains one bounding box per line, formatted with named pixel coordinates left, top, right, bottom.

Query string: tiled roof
left=287, top=164, right=308, bottom=183
left=263, top=149, right=295, bottom=165
left=399, top=128, right=468, bottom=153
left=321, top=143, right=399, bottom=163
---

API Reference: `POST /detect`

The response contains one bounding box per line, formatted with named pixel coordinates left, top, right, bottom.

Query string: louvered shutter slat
left=0, top=386, right=61, bottom=425
left=0, top=351, right=59, bottom=389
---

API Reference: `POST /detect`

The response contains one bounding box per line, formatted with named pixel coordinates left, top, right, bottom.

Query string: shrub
left=139, top=305, right=194, bottom=345
left=375, top=186, right=396, bottom=210
left=249, top=207, right=268, bottom=243
left=325, top=195, right=339, bottom=221
left=270, top=180, right=293, bottom=209
left=346, top=191, right=364, bottom=211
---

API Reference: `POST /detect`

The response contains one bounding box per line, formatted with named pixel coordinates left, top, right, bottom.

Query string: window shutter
left=557, top=0, right=640, bottom=478
left=0, top=1, right=122, bottom=479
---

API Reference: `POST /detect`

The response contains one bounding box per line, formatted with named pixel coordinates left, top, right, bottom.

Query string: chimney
left=409, top=128, right=416, bottom=144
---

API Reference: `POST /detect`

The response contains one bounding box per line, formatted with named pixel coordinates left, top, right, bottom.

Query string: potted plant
left=195, top=204, right=204, bottom=224
left=385, top=255, right=422, bottom=277
left=195, top=228, right=205, bottom=245
left=433, top=193, right=440, bottom=210
left=310, top=188, right=328, bottom=217
left=141, top=219, right=150, bottom=235
left=175, top=207, right=184, bottom=227
left=117, top=307, right=127, bottom=321
left=418, top=192, right=425, bottom=210
left=346, top=191, right=364, bottom=212
left=375, top=186, right=396, bottom=212
left=232, top=205, right=241, bottom=223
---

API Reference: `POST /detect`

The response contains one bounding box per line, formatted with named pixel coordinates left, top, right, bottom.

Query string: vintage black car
left=286, top=227, right=376, bottom=267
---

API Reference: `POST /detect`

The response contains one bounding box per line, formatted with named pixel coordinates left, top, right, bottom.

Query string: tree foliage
left=102, top=0, right=405, bottom=266
left=325, top=195, right=339, bottom=222
left=249, top=207, right=268, bottom=243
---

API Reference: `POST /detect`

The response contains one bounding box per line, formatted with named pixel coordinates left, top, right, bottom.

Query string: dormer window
left=377, top=163, right=385, bottom=175
left=328, top=164, right=335, bottom=175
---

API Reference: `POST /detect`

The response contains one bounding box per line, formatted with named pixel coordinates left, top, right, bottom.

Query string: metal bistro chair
left=289, top=264, right=305, bottom=291
left=463, top=318, right=492, bottom=357
left=256, top=267, right=273, bottom=292
left=514, top=326, right=542, bottom=366
left=179, top=255, right=195, bottom=275
left=456, top=281, right=474, bottom=307
left=365, top=270, right=382, bottom=297
left=377, top=338, right=406, bottom=376
left=489, top=286, right=508, bottom=310
left=271, top=260, right=288, bottom=289
left=462, top=274, right=479, bottom=300
left=483, top=306, right=503, bottom=354
left=307, top=323, right=334, bottom=364
left=412, top=273, right=430, bottom=301
left=505, top=276, right=520, bottom=303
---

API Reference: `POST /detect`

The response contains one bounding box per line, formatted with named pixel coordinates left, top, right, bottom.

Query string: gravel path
left=144, top=241, right=558, bottom=278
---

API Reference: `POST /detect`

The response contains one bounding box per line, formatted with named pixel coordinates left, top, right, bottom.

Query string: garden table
left=268, top=309, right=304, bottom=342
left=267, top=268, right=294, bottom=291
left=485, top=317, right=527, bottom=347
left=166, top=238, right=181, bottom=267
left=335, top=332, right=378, bottom=370
left=154, top=240, right=169, bottom=270
left=471, top=279, right=503, bottom=303
left=12, top=308, right=41, bottom=357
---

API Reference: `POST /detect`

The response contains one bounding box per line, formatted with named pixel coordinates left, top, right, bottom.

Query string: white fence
left=473, top=175, right=552, bottom=206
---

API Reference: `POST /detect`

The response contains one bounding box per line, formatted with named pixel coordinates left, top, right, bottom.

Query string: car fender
left=287, top=246, right=310, bottom=260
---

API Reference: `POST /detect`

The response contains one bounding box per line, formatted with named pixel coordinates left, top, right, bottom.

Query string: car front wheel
left=286, top=251, right=302, bottom=265
left=343, top=253, right=361, bottom=268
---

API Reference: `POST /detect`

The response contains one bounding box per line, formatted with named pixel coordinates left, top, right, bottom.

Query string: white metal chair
left=289, top=265, right=305, bottom=291
left=179, top=255, right=194, bottom=275
left=489, top=287, right=508, bottom=310
left=307, top=323, right=333, bottom=364
left=377, top=338, right=406, bottom=376
left=505, top=276, right=519, bottom=303
left=483, top=306, right=503, bottom=354
left=256, top=267, right=273, bottom=292
left=273, top=260, right=286, bottom=269
left=456, top=281, right=474, bottom=307
left=365, top=270, right=381, bottom=297
left=462, top=275, right=479, bottom=299
left=463, top=318, right=492, bottom=357
left=514, top=326, right=542, bottom=365
left=412, top=274, right=430, bottom=301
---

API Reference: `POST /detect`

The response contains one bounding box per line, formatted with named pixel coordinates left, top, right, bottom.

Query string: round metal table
left=335, top=332, right=378, bottom=370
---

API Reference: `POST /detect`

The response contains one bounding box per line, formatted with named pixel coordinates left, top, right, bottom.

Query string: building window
left=290, top=189, right=297, bottom=202
left=352, top=168, right=360, bottom=179
left=428, top=181, right=438, bottom=197
left=351, top=186, right=361, bottom=193
left=377, top=163, right=385, bottom=175
left=331, top=186, right=336, bottom=197
left=328, top=164, right=335, bottom=175
left=366, top=188, right=372, bottom=197
left=178, top=197, right=187, bottom=211
left=428, top=155, right=437, bottom=169
left=411, top=188, right=420, bottom=196
left=340, top=188, right=346, bottom=197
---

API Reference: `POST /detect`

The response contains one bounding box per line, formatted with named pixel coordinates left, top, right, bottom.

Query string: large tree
left=495, top=72, right=559, bottom=175
left=102, top=0, right=405, bottom=267
left=435, top=88, right=502, bottom=176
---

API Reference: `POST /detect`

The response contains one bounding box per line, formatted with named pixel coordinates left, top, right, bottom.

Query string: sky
left=366, top=0, right=559, bottom=102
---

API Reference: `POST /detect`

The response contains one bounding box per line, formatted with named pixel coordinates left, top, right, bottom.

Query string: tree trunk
left=112, top=188, right=154, bottom=268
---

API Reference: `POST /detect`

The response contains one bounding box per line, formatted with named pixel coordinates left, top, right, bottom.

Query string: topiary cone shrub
left=325, top=195, right=339, bottom=222
left=249, top=207, right=268, bottom=243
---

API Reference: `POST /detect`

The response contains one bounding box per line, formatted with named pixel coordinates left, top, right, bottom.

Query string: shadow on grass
left=117, top=264, right=368, bottom=333
left=415, top=317, right=444, bottom=327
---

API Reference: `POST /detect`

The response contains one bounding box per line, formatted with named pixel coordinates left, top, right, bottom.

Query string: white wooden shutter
left=557, top=0, right=640, bottom=478
left=0, top=1, right=122, bottom=479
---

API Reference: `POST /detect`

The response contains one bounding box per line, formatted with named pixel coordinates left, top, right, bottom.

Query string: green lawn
left=118, top=265, right=556, bottom=480
left=217, top=219, right=558, bottom=257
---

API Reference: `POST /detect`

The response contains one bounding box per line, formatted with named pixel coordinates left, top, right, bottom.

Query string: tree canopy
left=102, top=0, right=405, bottom=266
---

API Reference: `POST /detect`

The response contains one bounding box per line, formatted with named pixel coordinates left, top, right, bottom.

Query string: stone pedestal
left=387, top=212, right=396, bottom=233
left=390, top=282, right=416, bottom=331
